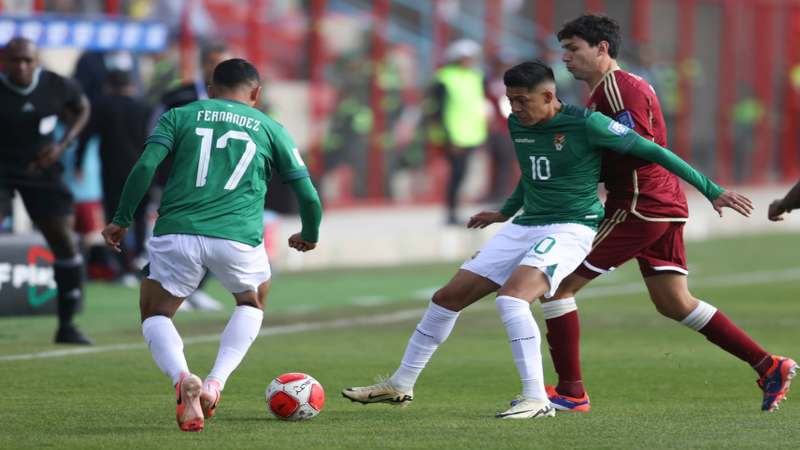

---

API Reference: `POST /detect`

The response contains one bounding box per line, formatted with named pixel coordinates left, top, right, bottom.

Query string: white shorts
left=146, top=234, right=271, bottom=298
left=461, top=222, right=595, bottom=298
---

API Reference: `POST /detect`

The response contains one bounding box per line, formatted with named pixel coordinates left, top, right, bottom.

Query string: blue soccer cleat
left=757, top=355, right=797, bottom=412
left=545, top=385, right=590, bottom=412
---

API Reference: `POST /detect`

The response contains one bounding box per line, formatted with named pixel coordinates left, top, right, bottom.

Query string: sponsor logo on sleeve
left=607, top=120, right=630, bottom=137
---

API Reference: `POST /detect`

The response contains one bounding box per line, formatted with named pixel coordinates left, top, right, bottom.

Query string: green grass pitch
left=0, top=233, right=798, bottom=449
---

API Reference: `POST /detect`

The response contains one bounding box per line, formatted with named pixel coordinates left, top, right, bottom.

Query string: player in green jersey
left=101, top=59, right=322, bottom=432
left=343, top=61, right=749, bottom=419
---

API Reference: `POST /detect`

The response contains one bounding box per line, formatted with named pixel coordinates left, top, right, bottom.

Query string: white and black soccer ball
left=266, top=373, right=325, bottom=421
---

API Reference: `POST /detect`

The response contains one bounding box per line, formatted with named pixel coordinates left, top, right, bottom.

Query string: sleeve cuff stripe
left=281, top=169, right=310, bottom=182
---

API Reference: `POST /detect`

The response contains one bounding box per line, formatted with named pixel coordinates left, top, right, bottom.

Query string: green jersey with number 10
left=501, top=104, right=722, bottom=229
left=146, top=98, right=309, bottom=246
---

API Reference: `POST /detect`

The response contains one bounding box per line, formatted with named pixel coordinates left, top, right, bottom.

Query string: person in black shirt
left=76, top=70, right=150, bottom=276
left=0, top=37, right=92, bottom=344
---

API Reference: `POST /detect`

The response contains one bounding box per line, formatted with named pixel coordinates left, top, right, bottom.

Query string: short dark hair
left=503, top=61, right=555, bottom=90
left=212, top=58, right=260, bottom=90
left=557, top=14, right=621, bottom=59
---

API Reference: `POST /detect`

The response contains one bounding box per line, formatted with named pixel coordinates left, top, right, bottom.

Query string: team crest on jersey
left=21, top=102, right=34, bottom=112
left=553, top=134, right=566, bottom=151
left=607, top=120, right=630, bottom=136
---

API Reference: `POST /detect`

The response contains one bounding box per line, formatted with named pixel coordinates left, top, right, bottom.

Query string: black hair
left=212, top=58, right=261, bottom=90
left=503, top=61, right=555, bottom=90
left=556, top=14, right=621, bottom=59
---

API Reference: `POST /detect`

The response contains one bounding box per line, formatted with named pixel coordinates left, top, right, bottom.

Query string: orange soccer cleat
left=201, top=379, right=222, bottom=419
left=545, top=385, right=591, bottom=412
left=175, top=373, right=204, bottom=432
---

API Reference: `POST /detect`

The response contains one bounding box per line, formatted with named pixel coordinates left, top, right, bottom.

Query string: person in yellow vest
left=427, top=39, right=488, bottom=224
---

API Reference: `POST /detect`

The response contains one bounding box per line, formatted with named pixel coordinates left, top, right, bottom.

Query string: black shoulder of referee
left=159, top=83, right=200, bottom=111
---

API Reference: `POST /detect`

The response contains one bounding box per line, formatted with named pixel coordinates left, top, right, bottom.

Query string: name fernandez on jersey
left=195, top=109, right=261, bottom=132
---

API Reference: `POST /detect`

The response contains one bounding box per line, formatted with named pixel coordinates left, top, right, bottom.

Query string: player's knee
left=236, top=298, right=263, bottom=310
left=652, top=293, right=696, bottom=321
left=496, top=286, right=528, bottom=300
left=140, top=304, right=176, bottom=321
left=431, top=287, right=464, bottom=311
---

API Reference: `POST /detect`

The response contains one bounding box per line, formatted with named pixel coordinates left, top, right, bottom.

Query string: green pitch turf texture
left=1, top=233, right=798, bottom=449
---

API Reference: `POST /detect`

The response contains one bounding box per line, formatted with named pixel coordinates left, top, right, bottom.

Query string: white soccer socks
left=541, top=297, right=578, bottom=320
left=207, top=305, right=264, bottom=390
left=390, top=301, right=460, bottom=391
left=496, top=295, right=547, bottom=401
left=680, top=300, right=718, bottom=331
left=142, top=315, right=190, bottom=385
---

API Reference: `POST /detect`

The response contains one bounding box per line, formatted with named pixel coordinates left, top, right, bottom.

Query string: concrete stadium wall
left=271, top=184, right=800, bottom=271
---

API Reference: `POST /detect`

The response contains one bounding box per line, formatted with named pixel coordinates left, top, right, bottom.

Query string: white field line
left=2, top=266, right=799, bottom=363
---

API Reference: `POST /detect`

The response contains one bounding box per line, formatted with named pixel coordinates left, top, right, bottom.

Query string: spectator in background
left=147, top=42, right=232, bottom=311
left=76, top=70, right=151, bottom=283
left=484, top=53, right=517, bottom=203
left=73, top=50, right=139, bottom=281
left=0, top=37, right=92, bottom=344
left=427, top=39, right=488, bottom=225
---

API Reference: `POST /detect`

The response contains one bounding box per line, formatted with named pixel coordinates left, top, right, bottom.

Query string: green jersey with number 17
left=504, top=104, right=639, bottom=229
left=146, top=98, right=309, bottom=246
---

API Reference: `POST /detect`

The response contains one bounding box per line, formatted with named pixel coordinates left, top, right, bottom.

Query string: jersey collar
left=0, top=67, right=42, bottom=96
left=589, top=66, right=620, bottom=98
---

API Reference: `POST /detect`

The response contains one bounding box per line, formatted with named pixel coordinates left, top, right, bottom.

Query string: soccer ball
left=266, top=372, right=325, bottom=421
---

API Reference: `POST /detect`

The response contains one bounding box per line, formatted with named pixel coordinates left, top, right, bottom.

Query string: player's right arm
left=586, top=112, right=753, bottom=217
left=103, top=111, right=175, bottom=251
left=467, top=178, right=521, bottom=229
left=769, top=181, right=800, bottom=221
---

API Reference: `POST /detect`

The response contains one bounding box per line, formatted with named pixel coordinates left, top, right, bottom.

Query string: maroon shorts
left=575, top=209, right=688, bottom=279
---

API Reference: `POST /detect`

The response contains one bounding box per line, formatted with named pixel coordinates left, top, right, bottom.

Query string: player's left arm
left=270, top=124, right=322, bottom=251
left=587, top=113, right=753, bottom=217
left=769, top=180, right=800, bottom=221
left=34, top=77, right=90, bottom=169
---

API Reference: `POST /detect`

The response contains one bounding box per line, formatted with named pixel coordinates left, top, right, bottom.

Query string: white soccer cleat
left=495, top=398, right=556, bottom=419
left=341, top=379, right=413, bottom=406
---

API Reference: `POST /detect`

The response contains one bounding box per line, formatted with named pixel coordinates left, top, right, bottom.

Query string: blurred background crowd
left=2, top=0, right=800, bottom=285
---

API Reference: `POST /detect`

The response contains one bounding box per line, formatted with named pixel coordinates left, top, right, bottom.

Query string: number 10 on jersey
left=529, top=156, right=551, bottom=180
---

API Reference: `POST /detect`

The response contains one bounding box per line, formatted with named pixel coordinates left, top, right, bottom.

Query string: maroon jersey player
left=540, top=14, right=795, bottom=413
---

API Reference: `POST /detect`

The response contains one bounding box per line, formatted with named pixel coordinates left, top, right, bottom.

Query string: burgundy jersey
left=588, top=69, right=689, bottom=220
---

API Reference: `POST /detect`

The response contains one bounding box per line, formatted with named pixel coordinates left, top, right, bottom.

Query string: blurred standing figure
left=428, top=39, right=488, bottom=225
left=76, top=70, right=151, bottom=279
left=0, top=37, right=92, bottom=344
left=484, top=54, right=517, bottom=203
left=148, top=42, right=232, bottom=311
